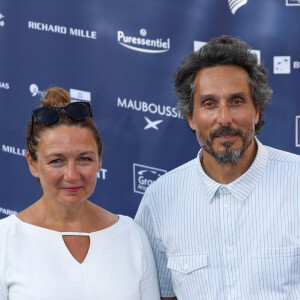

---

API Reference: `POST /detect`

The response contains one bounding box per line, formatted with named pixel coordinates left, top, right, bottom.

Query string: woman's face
left=27, top=125, right=101, bottom=208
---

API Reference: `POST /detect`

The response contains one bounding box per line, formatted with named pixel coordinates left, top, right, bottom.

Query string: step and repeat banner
left=0, top=0, right=300, bottom=219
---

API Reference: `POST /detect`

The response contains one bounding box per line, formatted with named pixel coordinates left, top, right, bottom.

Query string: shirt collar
left=195, top=137, right=269, bottom=204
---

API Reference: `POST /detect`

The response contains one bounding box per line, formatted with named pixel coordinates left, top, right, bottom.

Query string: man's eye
left=203, top=101, right=215, bottom=107
left=232, top=99, right=242, bottom=104
left=49, top=159, right=62, bottom=164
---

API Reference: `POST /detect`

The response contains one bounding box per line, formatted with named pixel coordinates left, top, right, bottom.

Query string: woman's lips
left=64, top=187, right=81, bottom=193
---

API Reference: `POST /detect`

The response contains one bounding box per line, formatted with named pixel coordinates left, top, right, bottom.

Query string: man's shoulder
left=266, top=145, right=300, bottom=165
left=149, top=157, right=199, bottom=189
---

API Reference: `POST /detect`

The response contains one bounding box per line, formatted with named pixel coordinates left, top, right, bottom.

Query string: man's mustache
left=210, top=126, right=243, bottom=139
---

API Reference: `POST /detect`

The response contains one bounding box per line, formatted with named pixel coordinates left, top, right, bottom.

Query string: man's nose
left=216, top=104, right=232, bottom=126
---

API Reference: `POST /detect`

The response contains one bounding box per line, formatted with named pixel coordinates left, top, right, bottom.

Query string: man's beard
left=196, top=125, right=254, bottom=164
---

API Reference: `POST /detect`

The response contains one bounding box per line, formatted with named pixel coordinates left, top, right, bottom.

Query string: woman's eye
left=80, top=157, right=92, bottom=162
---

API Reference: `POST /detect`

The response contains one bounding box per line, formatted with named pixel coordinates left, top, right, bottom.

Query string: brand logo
left=296, top=116, right=300, bottom=147
left=144, top=116, right=163, bottom=130
left=2, top=145, right=26, bottom=157
left=228, top=0, right=248, bottom=14
left=0, top=207, right=17, bottom=217
left=0, top=82, right=9, bottom=89
left=97, top=168, right=108, bottom=180
left=286, top=0, right=300, bottom=5
left=28, top=21, right=97, bottom=39
left=133, top=163, right=167, bottom=194
left=117, top=97, right=181, bottom=131
left=70, top=88, right=91, bottom=102
left=29, top=83, right=46, bottom=97
left=194, top=40, right=261, bottom=63
left=273, top=56, right=291, bottom=74
left=294, top=61, right=300, bottom=69
left=0, top=13, right=5, bottom=27
left=117, top=29, right=170, bottom=54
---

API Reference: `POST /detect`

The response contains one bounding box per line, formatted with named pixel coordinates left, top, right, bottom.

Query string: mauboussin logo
left=117, top=28, right=170, bottom=54
left=133, top=163, right=167, bottom=194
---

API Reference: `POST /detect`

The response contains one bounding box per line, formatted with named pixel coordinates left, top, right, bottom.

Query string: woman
left=0, top=87, right=160, bottom=300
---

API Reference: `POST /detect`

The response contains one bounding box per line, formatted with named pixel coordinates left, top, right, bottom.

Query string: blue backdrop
left=0, top=0, right=299, bottom=219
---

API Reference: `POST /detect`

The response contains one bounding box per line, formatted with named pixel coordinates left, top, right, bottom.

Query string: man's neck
left=201, top=140, right=258, bottom=184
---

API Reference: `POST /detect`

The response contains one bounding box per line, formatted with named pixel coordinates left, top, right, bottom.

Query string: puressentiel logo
left=296, top=116, right=300, bottom=147
left=193, top=40, right=261, bottom=64
left=29, top=83, right=46, bottom=98
left=0, top=13, right=5, bottom=27
left=133, top=163, right=167, bottom=194
left=70, top=88, right=91, bottom=102
left=286, top=0, right=300, bottom=5
left=117, top=29, right=170, bottom=54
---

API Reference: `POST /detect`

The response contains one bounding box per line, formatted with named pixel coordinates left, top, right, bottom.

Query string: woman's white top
left=0, top=215, right=160, bottom=300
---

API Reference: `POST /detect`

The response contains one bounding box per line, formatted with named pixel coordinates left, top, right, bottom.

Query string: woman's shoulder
left=0, top=215, right=19, bottom=245
left=0, top=215, right=18, bottom=230
left=117, top=215, right=142, bottom=230
left=117, top=215, right=151, bottom=244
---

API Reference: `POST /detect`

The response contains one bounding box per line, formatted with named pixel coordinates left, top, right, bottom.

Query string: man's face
left=187, top=65, right=259, bottom=164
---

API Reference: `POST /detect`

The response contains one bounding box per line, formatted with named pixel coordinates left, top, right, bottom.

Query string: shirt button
left=183, top=264, right=188, bottom=270
left=224, top=202, right=228, bottom=208
left=227, top=246, right=233, bottom=252
left=231, top=289, right=237, bottom=296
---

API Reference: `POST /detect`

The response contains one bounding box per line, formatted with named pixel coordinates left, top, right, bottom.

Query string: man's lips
left=63, top=187, right=82, bottom=193
left=214, top=133, right=238, bottom=139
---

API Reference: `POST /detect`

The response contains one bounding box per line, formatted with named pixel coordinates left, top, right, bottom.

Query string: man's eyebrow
left=197, top=94, right=217, bottom=101
left=197, top=92, right=248, bottom=101
left=230, top=92, right=248, bottom=98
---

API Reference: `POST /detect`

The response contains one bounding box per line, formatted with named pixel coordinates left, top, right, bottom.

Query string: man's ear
left=187, top=115, right=196, bottom=131
left=26, top=152, right=39, bottom=178
left=254, top=105, right=260, bottom=125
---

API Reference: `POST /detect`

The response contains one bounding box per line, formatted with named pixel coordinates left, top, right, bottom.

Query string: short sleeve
left=135, top=188, right=175, bottom=298
left=134, top=224, right=160, bottom=300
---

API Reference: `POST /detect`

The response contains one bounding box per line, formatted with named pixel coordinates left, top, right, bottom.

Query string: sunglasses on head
left=29, top=101, right=92, bottom=141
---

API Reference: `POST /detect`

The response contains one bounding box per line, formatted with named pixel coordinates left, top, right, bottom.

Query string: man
left=135, top=35, right=300, bottom=300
